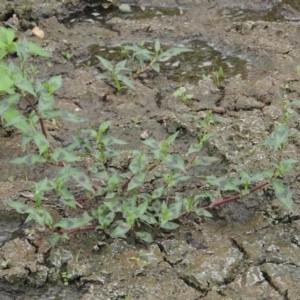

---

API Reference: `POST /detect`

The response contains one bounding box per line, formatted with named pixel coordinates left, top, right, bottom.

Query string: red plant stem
left=66, top=225, right=97, bottom=235
left=202, top=181, right=269, bottom=210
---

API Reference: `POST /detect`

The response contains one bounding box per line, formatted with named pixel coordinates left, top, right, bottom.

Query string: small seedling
left=0, top=259, right=10, bottom=269
left=61, top=272, right=72, bottom=286
left=62, top=51, right=73, bottom=60
left=173, top=86, right=193, bottom=103
left=213, top=66, right=224, bottom=87
left=96, top=56, right=134, bottom=91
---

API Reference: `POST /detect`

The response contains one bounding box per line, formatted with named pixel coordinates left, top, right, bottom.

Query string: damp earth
left=1, top=0, right=300, bottom=299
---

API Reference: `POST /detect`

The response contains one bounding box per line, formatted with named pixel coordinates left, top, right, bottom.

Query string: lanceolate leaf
left=0, top=93, right=20, bottom=114
left=54, top=212, right=92, bottom=230
left=160, top=221, right=179, bottom=230
left=158, top=47, right=191, bottom=60
left=128, top=172, right=147, bottom=191
left=164, top=154, right=186, bottom=172
left=206, top=176, right=240, bottom=192
left=28, top=42, right=52, bottom=57
left=3, top=107, right=31, bottom=132
left=96, top=55, right=113, bottom=70
left=10, top=154, right=46, bottom=166
left=271, top=124, right=289, bottom=150
left=71, top=168, right=94, bottom=192
left=111, top=221, right=131, bottom=237
left=6, top=200, right=32, bottom=214
left=33, top=132, right=49, bottom=154
left=61, top=110, right=87, bottom=123
left=192, top=156, right=219, bottom=167
left=50, top=148, right=81, bottom=163
left=15, top=78, right=36, bottom=96
left=272, top=180, right=293, bottom=211
left=135, top=231, right=153, bottom=243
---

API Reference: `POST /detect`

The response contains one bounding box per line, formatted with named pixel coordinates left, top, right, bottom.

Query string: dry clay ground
left=1, top=0, right=300, bottom=299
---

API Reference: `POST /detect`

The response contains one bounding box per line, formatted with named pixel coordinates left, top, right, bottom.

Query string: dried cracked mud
left=1, top=0, right=300, bottom=299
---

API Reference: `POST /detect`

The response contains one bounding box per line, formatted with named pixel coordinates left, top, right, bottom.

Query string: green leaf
left=0, top=70, right=14, bottom=94
left=15, top=78, right=36, bottom=96
left=99, top=121, right=112, bottom=134
left=164, top=154, right=186, bottom=172
left=59, top=191, right=76, bottom=208
left=154, top=39, right=160, bottom=53
left=158, top=47, right=191, bottom=60
left=129, top=153, right=149, bottom=174
left=139, top=213, right=157, bottom=224
left=128, top=172, right=147, bottom=191
left=54, top=212, right=92, bottom=230
left=104, top=199, right=123, bottom=213
left=96, top=55, right=113, bottom=70
left=168, top=201, right=182, bottom=219
left=272, top=181, right=293, bottom=210
left=61, top=110, right=87, bottom=123
left=277, top=159, right=298, bottom=173
left=119, top=74, right=135, bottom=90
left=151, top=199, right=161, bottom=213
left=166, top=131, right=179, bottom=144
left=142, top=138, right=160, bottom=150
left=0, top=27, right=15, bottom=48
left=98, top=212, right=115, bottom=228
left=40, top=108, right=62, bottom=119
left=96, top=73, right=112, bottom=80
left=48, top=233, right=69, bottom=247
left=6, top=200, right=31, bottom=214
left=10, top=154, right=46, bottom=165
left=152, top=63, right=160, bottom=73
left=191, top=156, right=219, bottom=167
left=38, top=94, right=54, bottom=112
left=111, top=221, right=131, bottom=237
left=31, top=209, right=53, bottom=226
left=28, top=42, right=52, bottom=57
left=160, top=221, right=179, bottom=230
left=100, top=135, right=127, bottom=146
left=71, top=168, right=94, bottom=192
left=273, top=124, right=289, bottom=150
left=135, top=231, right=153, bottom=243
left=194, top=207, right=213, bottom=217
left=187, top=143, right=203, bottom=154
left=0, top=93, right=20, bottom=114
left=133, top=201, right=148, bottom=217
left=151, top=187, right=166, bottom=199
left=33, top=132, right=49, bottom=154
left=47, top=75, right=62, bottom=93
left=206, top=176, right=240, bottom=192
left=50, top=148, right=81, bottom=163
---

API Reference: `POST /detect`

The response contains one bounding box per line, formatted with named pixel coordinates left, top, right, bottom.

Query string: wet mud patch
left=60, top=3, right=183, bottom=27
left=84, top=39, right=248, bottom=84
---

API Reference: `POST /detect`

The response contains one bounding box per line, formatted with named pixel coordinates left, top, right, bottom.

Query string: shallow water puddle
left=81, top=39, right=248, bottom=84
left=60, top=3, right=183, bottom=27
left=220, top=0, right=300, bottom=22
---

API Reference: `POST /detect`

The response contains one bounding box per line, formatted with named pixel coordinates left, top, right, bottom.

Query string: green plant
left=202, top=66, right=224, bottom=87
left=0, top=26, right=297, bottom=248
left=96, top=56, right=134, bottom=91
left=296, top=65, right=300, bottom=75
left=173, top=86, right=193, bottom=103
left=213, top=66, right=224, bottom=87
left=61, top=272, right=72, bottom=286
left=122, top=39, right=191, bottom=79
left=62, top=51, right=73, bottom=60
left=97, top=40, right=191, bottom=91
